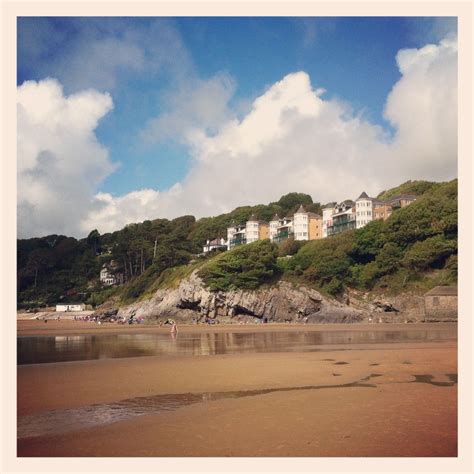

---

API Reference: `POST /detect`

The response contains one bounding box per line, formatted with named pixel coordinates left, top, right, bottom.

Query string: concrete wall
left=424, top=295, right=458, bottom=320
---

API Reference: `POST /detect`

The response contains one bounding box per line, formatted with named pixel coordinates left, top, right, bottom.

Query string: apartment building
left=272, top=216, right=294, bottom=243
left=327, top=201, right=356, bottom=236
left=227, top=216, right=269, bottom=249
left=356, top=192, right=417, bottom=229
left=322, top=204, right=336, bottom=238
left=227, top=222, right=247, bottom=249
left=293, top=205, right=323, bottom=240
left=221, top=191, right=417, bottom=249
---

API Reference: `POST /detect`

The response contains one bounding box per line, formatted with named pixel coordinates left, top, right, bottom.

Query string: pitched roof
left=295, top=204, right=306, bottom=213
left=271, top=213, right=280, bottom=221
left=357, top=191, right=370, bottom=200
left=248, top=213, right=258, bottom=221
left=424, top=286, right=457, bottom=296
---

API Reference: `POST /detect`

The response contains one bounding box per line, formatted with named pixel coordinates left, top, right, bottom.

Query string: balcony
left=230, top=237, right=247, bottom=247
left=274, top=230, right=294, bottom=243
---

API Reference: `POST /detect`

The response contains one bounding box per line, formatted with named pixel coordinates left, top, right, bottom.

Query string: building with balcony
left=356, top=192, right=417, bottom=229
left=322, top=204, right=336, bottom=238
left=203, top=237, right=228, bottom=254
left=246, top=214, right=270, bottom=244
left=327, top=201, right=356, bottom=236
left=100, top=262, right=124, bottom=286
left=227, top=223, right=247, bottom=249
left=293, top=205, right=323, bottom=241
left=273, top=216, right=294, bottom=243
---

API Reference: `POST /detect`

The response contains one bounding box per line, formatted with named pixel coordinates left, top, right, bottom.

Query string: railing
left=273, top=231, right=294, bottom=243
left=230, top=237, right=247, bottom=247
left=327, top=220, right=356, bottom=236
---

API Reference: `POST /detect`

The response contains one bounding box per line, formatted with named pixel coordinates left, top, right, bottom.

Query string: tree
left=87, top=229, right=101, bottom=255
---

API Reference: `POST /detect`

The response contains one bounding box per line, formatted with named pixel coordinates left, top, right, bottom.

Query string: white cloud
left=17, top=79, right=116, bottom=238
left=18, top=36, right=457, bottom=238
left=140, top=72, right=236, bottom=145
left=384, top=37, right=457, bottom=180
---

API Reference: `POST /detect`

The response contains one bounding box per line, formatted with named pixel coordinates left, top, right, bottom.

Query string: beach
left=17, top=320, right=457, bottom=457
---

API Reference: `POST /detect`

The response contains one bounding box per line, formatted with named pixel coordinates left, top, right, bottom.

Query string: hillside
left=17, top=180, right=457, bottom=310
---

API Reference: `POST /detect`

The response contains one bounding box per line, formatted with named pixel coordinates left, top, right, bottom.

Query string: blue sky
left=17, top=16, right=458, bottom=237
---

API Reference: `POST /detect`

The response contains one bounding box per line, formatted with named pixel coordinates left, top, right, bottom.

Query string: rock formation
left=114, top=271, right=366, bottom=324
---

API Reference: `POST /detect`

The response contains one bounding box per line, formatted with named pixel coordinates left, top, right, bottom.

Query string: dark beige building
left=424, top=286, right=457, bottom=321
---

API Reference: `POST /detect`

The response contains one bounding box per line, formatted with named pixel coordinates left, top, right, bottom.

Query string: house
left=56, top=303, right=85, bottom=312
left=322, top=204, right=336, bottom=238
left=227, top=222, right=247, bottom=249
left=273, top=216, right=294, bottom=243
left=227, top=216, right=269, bottom=249
left=355, top=192, right=375, bottom=229
left=269, top=214, right=281, bottom=242
left=100, top=262, right=124, bottom=286
left=246, top=214, right=269, bottom=244
left=356, top=192, right=417, bottom=229
left=387, top=194, right=417, bottom=208
left=424, top=286, right=457, bottom=321
left=203, top=238, right=227, bottom=254
left=327, top=201, right=356, bottom=236
left=372, top=200, right=393, bottom=220
left=293, top=205, right=323, bottom=241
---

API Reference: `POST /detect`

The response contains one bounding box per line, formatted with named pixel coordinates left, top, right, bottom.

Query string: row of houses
left=203, top=192, right=417, bottom=253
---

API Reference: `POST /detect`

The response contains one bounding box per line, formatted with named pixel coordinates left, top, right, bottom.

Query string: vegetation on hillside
left=198, top=240, right=280, bottom=291
left=17, top=180, right=457, bottom=309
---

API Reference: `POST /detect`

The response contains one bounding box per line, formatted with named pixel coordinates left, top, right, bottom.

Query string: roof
left=307, top=212, right=322, bottom=218
left=248, top=213, right=258, bottom=221
left=357, top=191, right=370, bottom=200
left=295, top=204, right=306, bottom=213
left=271, top=213, right=280, bottom=221
left=424, top=286, right=458, bottom=297
left=343, top=199, right=355, bottom=205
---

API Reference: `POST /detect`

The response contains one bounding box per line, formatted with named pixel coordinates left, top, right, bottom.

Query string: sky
left=17, top=16, right=458, bottom=238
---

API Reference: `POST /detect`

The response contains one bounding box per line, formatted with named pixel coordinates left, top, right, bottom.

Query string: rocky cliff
left=112, top=271, right=367, bottom=324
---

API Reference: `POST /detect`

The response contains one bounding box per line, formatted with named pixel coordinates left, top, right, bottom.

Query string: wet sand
left=17, top=321, right=457, bottom=457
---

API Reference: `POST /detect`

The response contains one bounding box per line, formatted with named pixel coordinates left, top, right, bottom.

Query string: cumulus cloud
left=17, top=78, right=116, bottom=238
left=85, top=35, right=456, bottom=233
left=140, top=72, right=236, bottom=145
left=18, top=36, right=457, bottom=238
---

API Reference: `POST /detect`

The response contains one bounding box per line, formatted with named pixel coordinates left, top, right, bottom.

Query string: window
left=433, top=297, right=439, bottom=306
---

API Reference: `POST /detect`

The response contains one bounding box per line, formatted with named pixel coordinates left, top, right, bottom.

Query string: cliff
left=111, top=271, right=366, bottom=324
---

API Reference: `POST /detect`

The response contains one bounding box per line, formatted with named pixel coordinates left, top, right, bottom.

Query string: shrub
left=198, top=240, right=280, bottom=291
left=402, top=235, right=457, bottom=271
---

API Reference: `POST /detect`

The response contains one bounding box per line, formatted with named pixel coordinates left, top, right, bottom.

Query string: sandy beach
left=17, top=321, right=457, bottom=457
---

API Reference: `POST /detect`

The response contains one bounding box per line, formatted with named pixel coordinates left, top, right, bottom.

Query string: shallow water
left=17, top=328, right=457, bottom=365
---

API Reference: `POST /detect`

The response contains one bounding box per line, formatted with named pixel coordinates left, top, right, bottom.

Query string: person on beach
left=171, top=322, right=178, bottom=334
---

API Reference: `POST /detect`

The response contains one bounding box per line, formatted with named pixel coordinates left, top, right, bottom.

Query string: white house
left=100, top=263, right=123, bottom=286
left=269, top=214, right=281, bottom=242
left=203, top=238, right=227, bottom=254
left=246, top=214, right=260, bottom=244
left=322, top=205, right=335, bottom=238
left=227, top=223, right=247, bottom=249
left=56, top=303, right=85, bottom=312
left=355, top=191, right=374, bottom=229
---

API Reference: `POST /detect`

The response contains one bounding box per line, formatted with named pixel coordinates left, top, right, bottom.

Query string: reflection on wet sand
left=18, top=327, right=457, bottom=365
left=17, top=370, right=457, bottom=440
